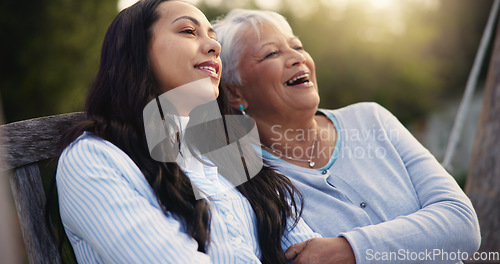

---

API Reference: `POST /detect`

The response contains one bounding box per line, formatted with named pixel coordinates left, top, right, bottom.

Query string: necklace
left=261, top=129, right=318, bottom=168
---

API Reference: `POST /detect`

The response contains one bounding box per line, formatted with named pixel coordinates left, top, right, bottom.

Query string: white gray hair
left=212, top=9, right=294, bottom=86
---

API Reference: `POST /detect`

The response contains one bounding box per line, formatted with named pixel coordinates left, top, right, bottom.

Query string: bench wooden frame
left=0, top=112, right=85, bottom=264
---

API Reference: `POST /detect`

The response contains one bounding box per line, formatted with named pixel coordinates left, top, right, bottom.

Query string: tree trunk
left=465, top=14, right=500, bottom=256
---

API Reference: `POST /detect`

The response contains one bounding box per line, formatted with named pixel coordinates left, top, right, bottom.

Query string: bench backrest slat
left=1, top=112, right=85, bottom=263
left=11, top=164, right=62, bottom=264
left=1, top=112, right=85, bottom=171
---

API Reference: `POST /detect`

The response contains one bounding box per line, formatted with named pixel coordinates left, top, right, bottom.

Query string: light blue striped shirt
left=56, top=131, right=319, bottom=263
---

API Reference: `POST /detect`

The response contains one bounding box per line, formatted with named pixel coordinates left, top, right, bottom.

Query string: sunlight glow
left=368, top=0, right=398, bottom=11
left=118, top=0, right=204, bottom=11
left=287, top=0, right=319, bottom=18
left=328, top=0, right=439, bottom=13
left=326, top=0, right=437, bottom=42
left=183, top=0, right=202, bottom=5
left=117, top=0, right=139, bottom=11
left=412, top=0, right=440, bottom=11
left=255, top=0, right=281, bottom=11
left=204, top=0, right=222, bottom=7
left=326, top=0, right=406, bottom=41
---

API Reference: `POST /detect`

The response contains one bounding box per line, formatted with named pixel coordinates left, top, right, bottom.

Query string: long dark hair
left=53, top=0, right=303, bottom=263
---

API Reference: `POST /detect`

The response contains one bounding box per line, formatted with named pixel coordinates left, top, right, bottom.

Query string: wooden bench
left=0, top=112, right=85, bottom=264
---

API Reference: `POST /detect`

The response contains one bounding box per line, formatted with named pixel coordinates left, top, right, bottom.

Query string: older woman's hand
left=285, top=237, right=356, bottom=264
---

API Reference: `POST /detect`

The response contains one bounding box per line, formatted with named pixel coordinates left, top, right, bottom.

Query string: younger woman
left=56, top=1, right=318, bottom=263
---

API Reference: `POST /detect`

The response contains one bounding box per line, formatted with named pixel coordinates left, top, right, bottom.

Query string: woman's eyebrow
left=261, top=42, right=276, bottom=48
left=172, top=15, right=216, bottom=34
left=172, top=16, right=200, bottom=26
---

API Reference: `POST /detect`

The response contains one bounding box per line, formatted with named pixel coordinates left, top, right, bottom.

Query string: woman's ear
left=222, top=82, right=247, bottom=110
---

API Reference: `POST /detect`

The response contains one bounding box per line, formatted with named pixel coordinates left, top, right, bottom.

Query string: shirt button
left=226, top=214, right=235, bottom=221
left=233, top=237, right=242, bottom=245
left=360, top=202, right=367, bottom=208
left=322, top=170, right=328, bottom=175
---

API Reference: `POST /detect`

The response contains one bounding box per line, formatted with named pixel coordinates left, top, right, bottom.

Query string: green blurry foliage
left=0, top=0, right=493, bottom=125
left=0, top=0, right=117, bottom=123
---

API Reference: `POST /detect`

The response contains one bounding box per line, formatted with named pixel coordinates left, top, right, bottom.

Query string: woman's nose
left=286, top=49, right=306, bottom=67
left=204, top=37, right=221, bottom=58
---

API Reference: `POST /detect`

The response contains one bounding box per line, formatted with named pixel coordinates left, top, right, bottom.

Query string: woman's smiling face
left=148, top=1, right=222, bottom=96
left=236, top=23, right=319, bottom=118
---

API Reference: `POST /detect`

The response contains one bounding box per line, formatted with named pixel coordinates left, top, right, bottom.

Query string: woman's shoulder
left=62, top=132, right=122, bottom=156
left=60, top=132, right=97, bottom=158
left=56, top=131, right=150, bottom=196
left=320, top=102, right=392, bottom=123
left=323, top=102, right=386, bottom=114
left=58, top=131, right=134, bottom=174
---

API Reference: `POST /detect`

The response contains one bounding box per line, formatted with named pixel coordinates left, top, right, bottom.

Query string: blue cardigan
left=263, top=102, right=480, bottom=263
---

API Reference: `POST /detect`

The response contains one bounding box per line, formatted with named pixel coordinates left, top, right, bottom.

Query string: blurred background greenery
left=0, top=0, right=494, bottom=175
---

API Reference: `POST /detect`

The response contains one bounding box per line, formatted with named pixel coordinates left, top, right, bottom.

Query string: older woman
left=214, top=9, right=481, bottom=264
